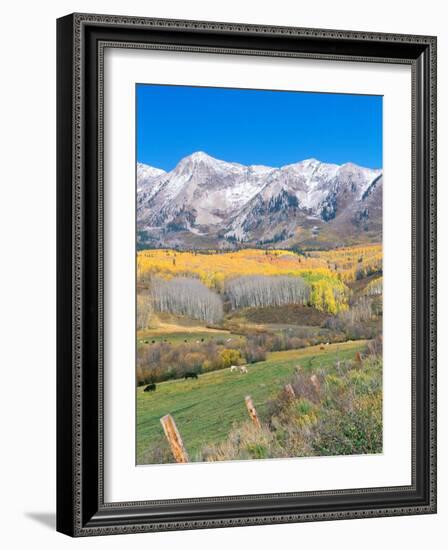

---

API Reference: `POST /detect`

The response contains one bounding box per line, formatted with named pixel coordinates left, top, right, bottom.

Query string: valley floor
left=136, top=340, right=367, bottom=463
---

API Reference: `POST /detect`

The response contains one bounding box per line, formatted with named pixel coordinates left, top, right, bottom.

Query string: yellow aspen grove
left=137, top=245, right=379, bottom=315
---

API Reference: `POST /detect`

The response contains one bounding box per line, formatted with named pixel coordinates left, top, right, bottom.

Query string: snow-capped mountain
left=136, top=163, right=167, bottom=205
left=137, top=152, right=382, bottom=249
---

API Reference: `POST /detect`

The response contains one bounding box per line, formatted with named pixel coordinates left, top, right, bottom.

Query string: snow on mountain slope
left=136, top=152, right=382, bottom=249
left=138, top=152, right=275, bottom=228
left=136, top=163, right=167, bottom=205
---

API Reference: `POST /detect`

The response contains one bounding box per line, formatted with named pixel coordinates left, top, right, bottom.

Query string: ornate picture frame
left=57, top=13, right=436, bottom=536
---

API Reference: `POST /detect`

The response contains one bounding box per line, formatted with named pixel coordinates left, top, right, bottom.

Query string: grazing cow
left=230, top=365, right=238, bottom=373
left=239, top=366, right=248, bottom=374
left=319, top=345, right=325, bottom=350
left=144, top=383, right=156, bottom=392
left=185, top=372, right=198, bottom=380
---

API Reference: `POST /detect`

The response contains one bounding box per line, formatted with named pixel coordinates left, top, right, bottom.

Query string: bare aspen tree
left=226, top=275, right=310, bottom=310
left=136, top=293, right=153, bottom=330
left=150, top=276, right=223, bottom=324
left=364, top=277, right=383, bottom=296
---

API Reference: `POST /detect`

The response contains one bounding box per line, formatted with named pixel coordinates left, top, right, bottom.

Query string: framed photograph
left=57, top=13, right=437, bottom=536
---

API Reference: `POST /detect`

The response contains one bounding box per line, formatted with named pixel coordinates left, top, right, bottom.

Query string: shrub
left=367, top=334, right=383, bottom=357
left=199, top=355, right=383, bottom=461
left=198, top=423, right=276, bottom=462
left=183, top=352, right=206, bottom=372
left=313, top=392, right=382, bottom=456
left=201, top=359, right=213, bottom=372
left=139, top=437, right=175, bottom=465
left=324, top=296, right=381, bottom=340
left=219, top=348, right=243, bottom=368
left=244, top=344, right=267, bottom=363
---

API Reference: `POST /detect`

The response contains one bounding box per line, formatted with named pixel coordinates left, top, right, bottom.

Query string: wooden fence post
left=160, top=414, right=189, bottom=463
left=310, top=374, right=321, bottom=393
left=284, top=383, right=296, bottom=399
left=245, top=396, right=261, bottom=428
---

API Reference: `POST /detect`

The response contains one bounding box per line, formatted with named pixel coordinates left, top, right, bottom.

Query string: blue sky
left=136, top=84, right=382, bottom=171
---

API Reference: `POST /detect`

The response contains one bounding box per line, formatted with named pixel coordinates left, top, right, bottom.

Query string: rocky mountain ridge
left=137, top=151, right=382, bottom=249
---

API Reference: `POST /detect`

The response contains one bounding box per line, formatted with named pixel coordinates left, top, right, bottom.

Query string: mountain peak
left=137, top=162, right=166, bottom=176
left=175, top=151, right=222, bottom=171
left=302, top=158, right=320, bottom=165
left=340, top=161, right=361, bottom=170
left=190, top=150, right=213, bottom=160
left=185, top=151, right=219, bottom=165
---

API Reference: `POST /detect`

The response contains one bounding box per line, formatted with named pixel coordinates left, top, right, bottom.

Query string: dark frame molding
left=57, top=13, right=437, bottom=537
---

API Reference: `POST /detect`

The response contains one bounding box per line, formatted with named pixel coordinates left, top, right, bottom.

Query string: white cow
left=239, top=365, right=248, bottom=374
left=230, top=365, right=239, bottom=373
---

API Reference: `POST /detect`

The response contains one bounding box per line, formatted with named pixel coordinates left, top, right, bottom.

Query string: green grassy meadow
left=137, top=331, right=236, bottom=345
left=136, top=340, right=367, bottom=462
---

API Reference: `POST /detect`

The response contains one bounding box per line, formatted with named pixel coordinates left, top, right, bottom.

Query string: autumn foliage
left=137, top=245, right=382, bottom=315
